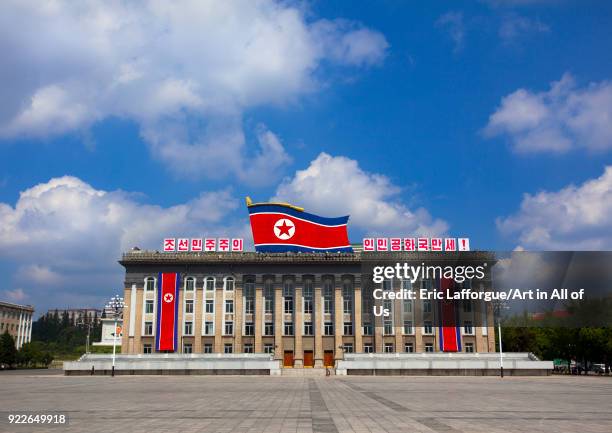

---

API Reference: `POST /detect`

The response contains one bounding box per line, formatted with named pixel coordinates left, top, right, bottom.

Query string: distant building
left=45, top=308, right=102, bottom=324
left=0, top=301, right=34, bottom=349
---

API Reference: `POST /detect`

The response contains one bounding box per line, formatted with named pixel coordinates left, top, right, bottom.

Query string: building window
left=383, top=320, right=393, bottom=335
left=465, top=343, right=474, bottom=353
left=144, top=321, right=153, bottom=336
left=145, top=277, right=155, bottom=291
left=224, top=344, right=233, bottom=353
left=185, top=277, right=195, bottom=291
left=204, top=321, right=214, bottom=335
left=143, top=344, right=152, bottom=354
left=185, top=300, right=194, bottom=314
left=284, top=297, right=293, bottom=314
left=343, top=322, right=353, bottom=336
left=244, top=344, right=254, bottom=353
left=324, top=322, right=334, bottom=336
left=364, top=343, right=373, bottom=353
left=205, top=300, right=214, bottom=313
left=264, top=280, right=274, bottom=313
left=464, top=321, right=473, bottom=335
left=343, top=298, right=352, bottom=315
left=423, top=300, right=432, bottom=313
left=403, top=320, right=413, bottom=335
left=425, top=343, right=434, bottom=353
left=245, top=322, right=254, bottom=336
left=203, top=343, right=213, bottom=353
left=264, top=344, right=274, bottom=354
left=225, top=300, right=234, bottom=314
left=384, top=343, right=394, bottom=353
left=382, top=280, right=392, bottom=291
left=225, top=277, right=235, bottom=291
left=363, top=323, right=373, bottom=336
left=463, top=300, right=472, bottom=313
left=224, top=321, right=233, bottom=335
left=323, top=279, right=333, bottom=314
left=405, top=343, right=414, bottom=353
left=145, top=300, right=154, bottom=314
left=343, top=343, right=354, bottom=353
left=304, top=298, right=313, bottom=314
left=424, top=321, right=433, bottom=335
left=264, top=322, right=274, bottom=336
left=401, top=279, right=412, bottom=291
left=342, top=280, right=352, bottom=314
left=403, top=299, right=412, bottom=313
left=283, top=279, right=294, bottom=297
left=184, top=321, right=193, bottom=335
left=205, top=278, right=215, bottom=292
left=304, top=322, right=313, bottom=336
left=284, top=323, right=294, bottom=336
left=245, top=298, right=254, bottom=314
left=183, top=343, right=193, bottom=353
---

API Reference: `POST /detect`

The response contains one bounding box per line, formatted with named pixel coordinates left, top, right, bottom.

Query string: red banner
left=156, top=272, right=180, bottom=352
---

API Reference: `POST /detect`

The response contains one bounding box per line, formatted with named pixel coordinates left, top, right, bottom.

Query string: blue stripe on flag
left=248, top=204, right=349, bottom=226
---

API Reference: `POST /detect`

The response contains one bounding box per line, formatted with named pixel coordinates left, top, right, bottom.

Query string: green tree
left=0, top=330, right=18, bottom=368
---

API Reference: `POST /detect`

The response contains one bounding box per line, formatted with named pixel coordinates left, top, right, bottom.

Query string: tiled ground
left=0, top=371, right=611, bottom=433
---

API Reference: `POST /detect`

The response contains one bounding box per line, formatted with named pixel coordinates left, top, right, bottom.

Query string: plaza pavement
left=0, top=371, right=610, bottom=433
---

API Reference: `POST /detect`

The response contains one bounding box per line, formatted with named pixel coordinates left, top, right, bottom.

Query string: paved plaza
left=0, top=371, right=611, bottom=433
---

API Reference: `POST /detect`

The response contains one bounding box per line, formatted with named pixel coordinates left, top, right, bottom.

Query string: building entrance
left=283, top=351, right=294, bottom=367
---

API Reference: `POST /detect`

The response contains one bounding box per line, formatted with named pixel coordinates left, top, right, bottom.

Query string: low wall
left=64, top=353, right=281, bottom=376
left=336, top=352, right=553, bottom=376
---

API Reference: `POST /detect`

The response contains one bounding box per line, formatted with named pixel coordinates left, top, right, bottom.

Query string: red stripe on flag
left=249, top=213, right=349, bottom=249
left=157, top=273, right=178, bottom=351
left=440, top=277, right=459, bottom=352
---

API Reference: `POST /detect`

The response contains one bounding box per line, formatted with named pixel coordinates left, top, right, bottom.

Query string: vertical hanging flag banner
left=438, top=277, right=461, bottom=352
left=156, top=272, right=180, bottom=352
left=246, top=197, right=353, bottom=253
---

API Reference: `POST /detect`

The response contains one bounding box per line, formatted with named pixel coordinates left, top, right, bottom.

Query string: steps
left=281, top=368, right=334, bottom=377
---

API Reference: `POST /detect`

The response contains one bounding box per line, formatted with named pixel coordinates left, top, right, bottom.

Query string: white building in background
left=0, top=301, right=34, bottom=349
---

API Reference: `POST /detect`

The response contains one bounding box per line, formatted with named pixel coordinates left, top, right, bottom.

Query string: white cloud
left=436, top=12, right=465, bottom=53
left=497, top=166, right=612, bottom=250
left=0, top=0, right=387, bottom=183
left=484, top=73, right=612, bottom=153
left=0, top=176, right=250, bottom=309
left=498, top=14, right=549, bottom=44
left=1, top=288, right=28, bottom=303
left=273, top=153, right=448, bottom=237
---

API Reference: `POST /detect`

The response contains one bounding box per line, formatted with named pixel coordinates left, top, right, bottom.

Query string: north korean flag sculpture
left=156, top=272, right=180, bottom=352
left=246, top=197, right=353, bottom=253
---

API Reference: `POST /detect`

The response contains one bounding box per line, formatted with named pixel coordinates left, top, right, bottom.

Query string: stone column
left=314, top=279, right=323, bottom=367
left=214, top=283, right=223, bottom=353
left=354, top=284, right=363, bottom=353
left=334, top=284, right=343, bottom=361
left=394, top=288, right=403, bottom=352
left=134, top=287, right=143, bottom=354
left=294, top=283, right=303, bottom=367
left=254, top=280, right=263, bottom=353
left=374, top=295, right=383, bottom=353
left=121, top=285, right=131, bottom=353
left=415, top=298, right=424, bottom=352
left=193, top=284, right=203, bottom=353
left=274, top=283, right=283, bottom=361
left=234, top=283, right=243, bottom=353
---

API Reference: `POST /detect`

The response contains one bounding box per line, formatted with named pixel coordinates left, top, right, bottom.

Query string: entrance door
left=283, top=351, right=294, bottom=367
left=324, top=350, right=334, bottom=368
left=304, top=351, right=314, bottom=367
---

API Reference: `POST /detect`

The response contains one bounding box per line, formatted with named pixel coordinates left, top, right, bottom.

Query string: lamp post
left=493, top=300, right=509, bottom=378
left=107, top=295, right=125, bottom=377
left=77, top=319, right=93, bottom=354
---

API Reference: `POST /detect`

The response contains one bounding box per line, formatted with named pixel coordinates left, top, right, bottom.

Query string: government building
left=0, top=301, right=34, bottom=349
left=120, top=249, right=496, bottom=368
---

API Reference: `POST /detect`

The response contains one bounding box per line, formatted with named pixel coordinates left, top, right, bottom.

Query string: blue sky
left=0, top=0, right=611, bottom=311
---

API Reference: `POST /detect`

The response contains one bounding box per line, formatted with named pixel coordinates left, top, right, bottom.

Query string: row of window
left=143, top=319, right=474, bottom=337
left=142, top=342, right=475, bottom=354
left=144, top=277, right=234, bottom=292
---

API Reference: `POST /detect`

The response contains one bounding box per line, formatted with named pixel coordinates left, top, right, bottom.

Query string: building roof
left=0, top=300, right=35, bottom=312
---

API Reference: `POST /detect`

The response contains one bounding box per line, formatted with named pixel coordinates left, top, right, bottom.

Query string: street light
left=77, top=319, right=94, bottom=354
left=493, top=300, right=509, bottom=378
left=107, top=295, right=125, bottom=377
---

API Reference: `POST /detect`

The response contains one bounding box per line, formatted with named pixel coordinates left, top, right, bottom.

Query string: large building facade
left=0, top=301, right=34, bottom=349
left=120, top=250, right=496, bottom=367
